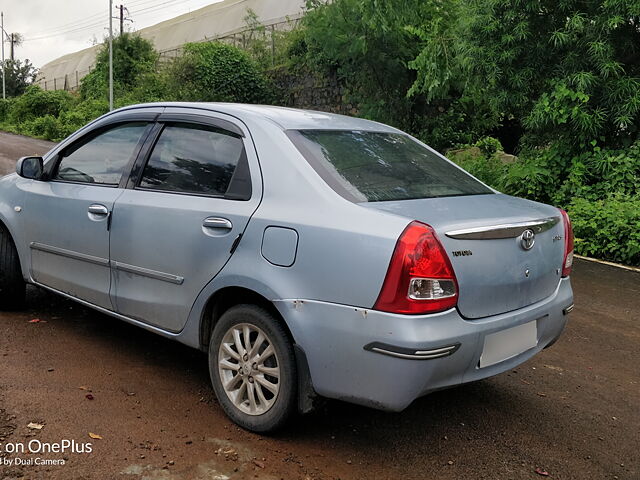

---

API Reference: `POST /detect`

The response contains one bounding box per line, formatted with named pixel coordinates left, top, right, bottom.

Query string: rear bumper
left=275, top=278, right=573, bottom=411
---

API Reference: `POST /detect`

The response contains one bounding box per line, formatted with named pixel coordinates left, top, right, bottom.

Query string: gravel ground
left=0, top=131, right=638, bottom=480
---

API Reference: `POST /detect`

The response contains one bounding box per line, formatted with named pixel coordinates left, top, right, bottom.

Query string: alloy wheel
left=217, top=322, right=281, bottom=415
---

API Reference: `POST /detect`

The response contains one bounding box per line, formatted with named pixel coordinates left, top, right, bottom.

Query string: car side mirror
left=16, top=156, right=44, bottom=180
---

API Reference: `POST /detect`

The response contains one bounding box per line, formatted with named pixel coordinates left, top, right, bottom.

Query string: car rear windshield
left=288, top=129, right=493, bottom=202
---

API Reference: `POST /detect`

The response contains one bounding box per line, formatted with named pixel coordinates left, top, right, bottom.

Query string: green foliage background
left=1, top=0, right=639, bottom=265
left=163, top=42, right=274, bottom=103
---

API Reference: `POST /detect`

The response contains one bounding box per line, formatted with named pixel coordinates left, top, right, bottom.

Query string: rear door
left=21, top=117, right=155, bottom=309
left=109, top=110, right=261, bottom=332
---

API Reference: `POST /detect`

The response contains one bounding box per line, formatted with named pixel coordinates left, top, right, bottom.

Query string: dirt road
left=0, top=132, right=638, bottom=480
left=0, top=132, right=55, bottom=176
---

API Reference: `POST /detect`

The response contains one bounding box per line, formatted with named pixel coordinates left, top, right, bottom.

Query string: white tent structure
left=36, top=0, right=307, bottom=91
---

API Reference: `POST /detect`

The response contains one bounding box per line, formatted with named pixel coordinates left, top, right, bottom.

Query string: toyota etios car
left=0, top=103, right=574, bottom=432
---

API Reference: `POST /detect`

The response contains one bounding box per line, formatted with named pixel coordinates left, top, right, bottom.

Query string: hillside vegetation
left=1, top=0, right=639, bottom=265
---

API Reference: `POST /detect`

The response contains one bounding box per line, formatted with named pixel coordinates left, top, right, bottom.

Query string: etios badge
left=520, top=229, right=535, bottom=250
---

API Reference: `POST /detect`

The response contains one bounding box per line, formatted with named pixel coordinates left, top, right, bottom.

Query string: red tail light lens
left=374, top=221, right=458, bottom=315
left=560, top=209, right=574, bottom=277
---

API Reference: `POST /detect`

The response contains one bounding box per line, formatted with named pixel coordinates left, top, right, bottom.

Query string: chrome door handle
left=203, top=217, right=233, bottom=229
left=88, top=204, right=109, bottom=216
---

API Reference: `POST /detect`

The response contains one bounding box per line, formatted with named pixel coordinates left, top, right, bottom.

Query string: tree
left=80, top=33, right=158, bottom=100
left=0, top=59, right=37, bottom=97
left=297, top=0, right=492, bottom=149
left=301, top=0, right=423, bottom=130
left=432, top=0, right=640, bottom=150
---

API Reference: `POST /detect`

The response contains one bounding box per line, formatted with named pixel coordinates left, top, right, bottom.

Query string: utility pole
left=1, top=12, right=5, bottom=100
left=109, top=0, right=113, bottom=110
left=10, top=33, right=14, bottom=61
left=119, top=5, right=124, bottom=36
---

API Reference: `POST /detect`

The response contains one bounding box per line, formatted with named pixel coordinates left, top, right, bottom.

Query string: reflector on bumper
left=364, top=342, right=460, bottom=360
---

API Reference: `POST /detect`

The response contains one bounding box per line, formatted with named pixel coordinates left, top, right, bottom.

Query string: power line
left=27, top=11, right=107, bottom=36
left=23, top=0, right=202, bottom=43
left=29, top=0, right=188, bottom=37
left=24, top=19, right=109, bottom=42
left=27, top=0, right=168, bottom=36
left=127, top=0, right=179, bottom=9
left=129, top=0, right=190, bottom=16
left=23, top=0, right=187, bottom=42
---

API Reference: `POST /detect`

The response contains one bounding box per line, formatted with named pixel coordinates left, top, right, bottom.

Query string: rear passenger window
left=54, top=122, right=148, bottom=185
left=139, top=123, right=244, bottom=196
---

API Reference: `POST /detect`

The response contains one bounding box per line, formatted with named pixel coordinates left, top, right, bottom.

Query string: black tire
left=208, top=304, right=297, bottom=433
left=0, top=225, right=25, bottom=310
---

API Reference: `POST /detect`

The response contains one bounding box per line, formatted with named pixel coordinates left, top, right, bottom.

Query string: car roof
left=112, top=102, right=400, bottom=133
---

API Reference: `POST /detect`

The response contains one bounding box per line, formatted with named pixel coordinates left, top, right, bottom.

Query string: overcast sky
left=1, top=0, right=223, bottom=68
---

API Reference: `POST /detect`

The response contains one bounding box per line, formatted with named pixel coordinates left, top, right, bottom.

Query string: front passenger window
left=54, top=122, right=148, bottom=185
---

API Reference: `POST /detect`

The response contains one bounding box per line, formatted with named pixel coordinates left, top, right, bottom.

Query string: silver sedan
left=0, top=103, right=574, bottom=432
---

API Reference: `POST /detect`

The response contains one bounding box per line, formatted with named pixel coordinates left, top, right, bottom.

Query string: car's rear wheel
left=208, top=304, right=297, bottom=433
left=0, top=225, right=25, bottom=310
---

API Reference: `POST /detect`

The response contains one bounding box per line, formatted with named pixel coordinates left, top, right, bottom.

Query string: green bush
left=501, top=153, right=559, bottom=203
left=0, top=98, right=13, bottom=122
left=415, top=105, right=483, bottom=152
left=118, top=72, right=171, bottom=105
left=447, top=145, right=506, bottom=190
left=166, top=42, right=273, bottom=103
left=474, top=136, right=503, bottom=157
left=0, top=90, right=108, bottom=141
left=21, top=115, right=64, bottom=141
left=56, top=99, right=110, bottom=140
left=568, top=195, right=640, bottom=266
left=8, top=85, right=75, bottom=124
left=546, top=141, right=640, bottom=207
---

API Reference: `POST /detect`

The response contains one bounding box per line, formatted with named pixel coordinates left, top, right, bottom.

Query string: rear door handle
left=203, top=217, right=233, bottom=230
left=88, top=204, right=109, bottom=216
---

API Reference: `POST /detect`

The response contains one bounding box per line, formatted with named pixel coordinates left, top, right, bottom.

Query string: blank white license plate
left=479, top=320, right=538, bottom=368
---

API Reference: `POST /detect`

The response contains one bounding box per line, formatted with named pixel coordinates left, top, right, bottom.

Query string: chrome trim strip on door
left=30, top=242, right=110, bottom=266
left=445, top=216, right=560, bottom=240
left=32, top=281, right=182, bottom=337
left=111, top=261, right=185, bottom=285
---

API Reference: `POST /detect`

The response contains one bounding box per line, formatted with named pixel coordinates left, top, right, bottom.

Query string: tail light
left=374, top=221, right=458, bottom=315
left=560, top=209, right=574, bottom=277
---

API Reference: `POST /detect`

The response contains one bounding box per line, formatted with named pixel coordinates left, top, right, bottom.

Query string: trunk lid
left=362, top=193, right=565, bottom=319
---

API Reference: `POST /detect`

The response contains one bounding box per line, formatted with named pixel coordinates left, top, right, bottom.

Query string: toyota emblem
left=520, top=229, right=535, bottom=250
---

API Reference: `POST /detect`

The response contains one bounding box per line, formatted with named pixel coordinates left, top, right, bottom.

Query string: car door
left=109, top=111, right=261, bottom=332
left=21, top=117, right=155, bottom=309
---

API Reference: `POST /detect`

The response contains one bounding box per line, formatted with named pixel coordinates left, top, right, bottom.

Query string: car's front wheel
left=208, top=304, right=297, bottom=433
